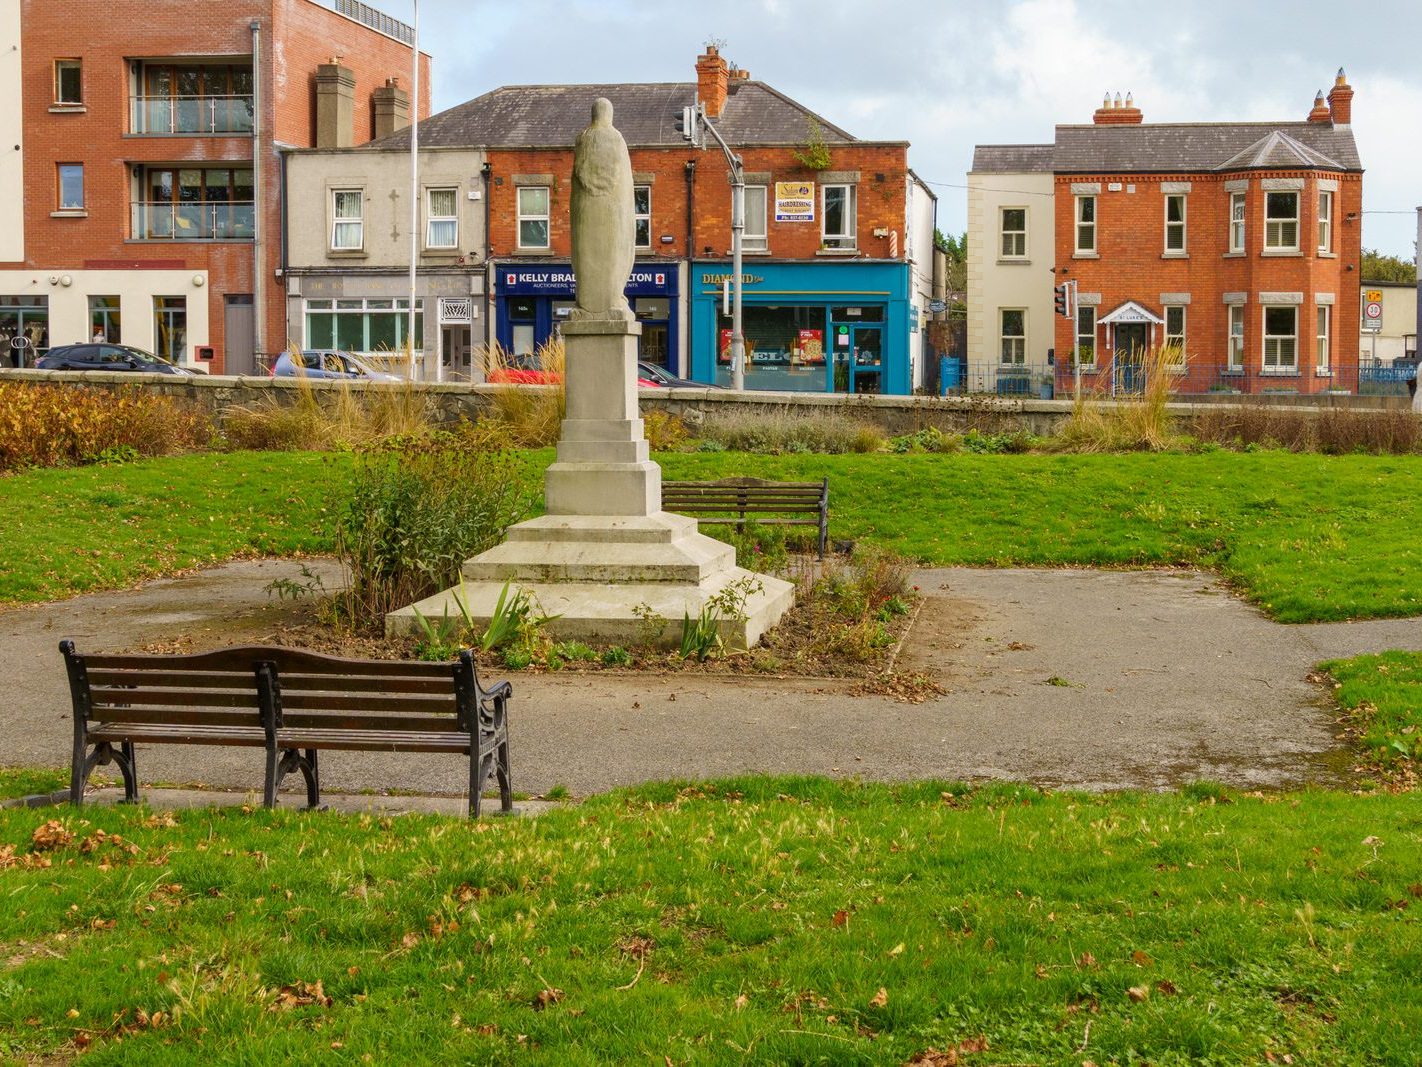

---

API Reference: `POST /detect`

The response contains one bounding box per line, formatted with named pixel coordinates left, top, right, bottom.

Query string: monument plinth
left=387, top=99, right=792, bottom=649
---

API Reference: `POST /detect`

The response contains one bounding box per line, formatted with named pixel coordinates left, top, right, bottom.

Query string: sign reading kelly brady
left=498, top=264, right=674, bottom=297
left=775, top=182, right=815, bottom=223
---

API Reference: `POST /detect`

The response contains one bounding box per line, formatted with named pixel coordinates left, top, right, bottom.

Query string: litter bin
left=939, top=355, right=964, bottom=395
left=1038, top=376, right=1054, bottom=400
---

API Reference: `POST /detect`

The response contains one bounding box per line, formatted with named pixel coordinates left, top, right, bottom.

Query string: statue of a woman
left=570, top=98, right=635, bottom=320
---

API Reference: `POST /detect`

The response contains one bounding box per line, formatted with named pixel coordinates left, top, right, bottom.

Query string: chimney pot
left=696, top=47, right=730, bottom=118
left=1327, top=67, right=1353, bottom=125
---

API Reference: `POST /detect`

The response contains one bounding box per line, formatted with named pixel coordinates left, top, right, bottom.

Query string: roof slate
left=370, top=80, right=860, bottom=151
left=1050, top=121, right=1361, bottom=173
left=971, top=144, right=1054, bottom=173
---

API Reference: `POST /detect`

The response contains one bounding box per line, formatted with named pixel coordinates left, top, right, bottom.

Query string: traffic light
left=676, top=104, right=703, bottom=148
left=1054, top=282, right=1070, bottom=318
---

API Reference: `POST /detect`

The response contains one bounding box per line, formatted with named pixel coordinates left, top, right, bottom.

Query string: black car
left=35, top=343, right=194, bottom=375
left=636, top=361, right=721, bottom=389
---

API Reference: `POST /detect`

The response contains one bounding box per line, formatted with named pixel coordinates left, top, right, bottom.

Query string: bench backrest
left=61, top=642, right=480, bottom=735
left=662, top=477, right=828, bottom=517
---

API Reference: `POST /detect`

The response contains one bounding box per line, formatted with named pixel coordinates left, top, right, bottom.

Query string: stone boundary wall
left=1, top=370, right=1411, bottom=439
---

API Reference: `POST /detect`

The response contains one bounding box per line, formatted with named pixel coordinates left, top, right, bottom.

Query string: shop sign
left=796, top=328, right=825, bottom=363
left=775, top=181, right=815, bottom=223
left=836, top=325, right=850, bottom=347
left=718, top=327, right=732, bottom=363
left=500, top=265, right=673, bottom=296
left=909, top=305, right=919, bottom=335
left=701, top=272, right=764, bottom=287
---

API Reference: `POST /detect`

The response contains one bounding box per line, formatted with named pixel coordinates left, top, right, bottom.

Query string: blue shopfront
left=494, top=262, right=680, bottom=369
left=688, top=260, right=912, bottom=394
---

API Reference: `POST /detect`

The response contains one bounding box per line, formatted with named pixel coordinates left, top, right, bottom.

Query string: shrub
left=643, top=409, right=690, bottom=451
left=698, top=408, right=884, bottom=454
left=0, top=382, right=210, bottom=471
left=1054, top=344, right=1180, bottom=452
left=330, top=437, right=538, bottom=631
left=1188, top=403, right=1421, bottom=455
left=717, top=519, right=789, bottom=574
left=222, top=369, right=433, bottom=452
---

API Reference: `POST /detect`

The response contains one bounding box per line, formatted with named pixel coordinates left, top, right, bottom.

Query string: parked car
left=273, top=349, right=401, bottom=382
left=34, top=343, right=195, bottom=375
left=636, top=361, right=721, bottom=389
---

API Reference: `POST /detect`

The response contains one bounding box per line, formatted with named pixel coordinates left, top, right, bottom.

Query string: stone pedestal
left=387, top=318, right=793, bottom=649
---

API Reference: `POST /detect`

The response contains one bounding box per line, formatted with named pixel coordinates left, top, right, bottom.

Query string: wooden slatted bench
left=662, top=476, right=829, bottom=559
left=60, top=641, right=512, bottom=818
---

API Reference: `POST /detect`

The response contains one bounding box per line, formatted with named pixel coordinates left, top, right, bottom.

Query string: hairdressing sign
left=775, top=182, right=815, bottom=223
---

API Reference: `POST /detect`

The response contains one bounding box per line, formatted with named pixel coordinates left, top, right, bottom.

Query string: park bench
left=60, top=641, right=512, bottom=818
left=662, top=476, right=830, bottom=559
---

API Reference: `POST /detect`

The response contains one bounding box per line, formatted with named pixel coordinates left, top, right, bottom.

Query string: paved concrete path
left=3, top=560, right=1418, bottom=799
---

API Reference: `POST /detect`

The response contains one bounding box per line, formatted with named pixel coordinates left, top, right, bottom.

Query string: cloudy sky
left=386, top=0, right=1420, bottom=257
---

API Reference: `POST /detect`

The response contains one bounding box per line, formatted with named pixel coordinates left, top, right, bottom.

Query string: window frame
left=1074, top=305, right=1096, bottom=368
left=424, top=186, right=458, bottom=250
left=1262, top=305, right=1298, bottom=372
left=999, top=206, right=1027, bottom=259
left=1163, top=304, right=1187, bottom=367
left=1229, top=192, right=1246, bottom=253
left=1265, top=191, right=1299, bottom=251
left=1227, top=303, right=1245, bottom=371
left=1074, top=195, right=1096, bottom=254
left=1164, top=194, right=1186, bottom=253
left=330, top=188, right=364, bottom=251
left=743, top=184, right=768, bottom=252
left=999, top=307, right=1026, bottom=366
left=633, top=184, right=652, bottom=250
left=57, top=163, right=84, bottom=210
left=1315, top=304, right=1331, bottom=372
left=1317, top=190, right=1333, bottom=253
left=821, top=183, right=857, bottom=249
left=54, top=59, right=82, bottom=105
left=516, top=185, right=551, bottom=250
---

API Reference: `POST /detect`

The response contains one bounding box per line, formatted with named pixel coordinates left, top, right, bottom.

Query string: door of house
left=1114, top=322, right=1149, bottom=392
left=442, top=325, right=472, bottom=380
left=224, top=294, right=255, bottom=374
left=850, top=325, right=883, bottom=394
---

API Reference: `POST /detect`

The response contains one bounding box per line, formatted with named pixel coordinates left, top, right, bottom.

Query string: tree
left=1361, top=248, right=1417, bottom=284
left=934, top=230, right=967, bottom=308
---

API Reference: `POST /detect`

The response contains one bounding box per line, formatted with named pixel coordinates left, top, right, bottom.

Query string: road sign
left=1363, top=288, right=1384, bottom=331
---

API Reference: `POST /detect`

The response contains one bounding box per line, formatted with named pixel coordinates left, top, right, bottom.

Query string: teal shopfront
left=688, top=260, right=912, bottom=394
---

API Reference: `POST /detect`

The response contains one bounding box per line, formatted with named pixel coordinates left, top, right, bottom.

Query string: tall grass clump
left=477, top=337, right=566, bottom=447
left=330, top=436, right=539, bottom=629
left=0, top=382, right=210, bottom=471
left=1055, top=343, right=1180, bottom=452
left=1190, top=403, right=1421, bottom=455
left=697, top=407, right=884, bottom=454
left=223, top=354, right=432, bottom=451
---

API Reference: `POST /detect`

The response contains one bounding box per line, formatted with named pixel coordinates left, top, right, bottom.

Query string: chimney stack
left=1093, top=90, right=1142, bottom=125
left=1307, top=90, right=1331, bottom=123
left=1327, top=67, right=1353, bottom=125
left=315, top=61, right=355, bottom=148
left=373, top=77, right=410, bottom=140
left=696, top=45, right=729, bottom=119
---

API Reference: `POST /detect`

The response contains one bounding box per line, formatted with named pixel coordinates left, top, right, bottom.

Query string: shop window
left=330, top=189, right=363, bottom=250
left=1317, top=191, right=1333, bottom=253
left=1316, top=304, right=1330, bottom=371
left=518, top=186, right=550, bottom=249
left=54, top=59, right=82, bottom=105
left=1227, top=303, right=1245, bottom=370
left=305, top=297, right=423, bottom=354
left=1000, top=207, right=1026, bottom=258
left=57, top=163, right=84, bottom=210
left=426, top=187, right=458, bottom=249
left=89, top=296, right=120, bottom=343
left=999, top=308, right=1025, bottom=365
left=1262, top=305, right=1297, bottom=371
left=1074, top=195, right=1095, bottom=254
left=1229, top=192, right=1246, bottom=253
left=1164, top=194, right=1186, bottom=253
left=822, top=184, right=856, bottom=249
left=1074, top=305, right=1095, bottom=367
left=1265, top=192, right=1298, bottom=251
left=716, top=305, right=829, bottom=393
left=153, top=296, right=187, bottom=364
left=633, top=185, right=651, bottom=249
left=743, top=185, right=767, bottom=252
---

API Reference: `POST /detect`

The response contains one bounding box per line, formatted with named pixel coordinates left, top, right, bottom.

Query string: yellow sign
left=1364, top=289, right=1383, bottom=302
left=775, top=181, right=815, bottom=222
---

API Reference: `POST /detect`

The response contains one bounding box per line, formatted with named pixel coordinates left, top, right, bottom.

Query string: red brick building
left=1, top=0, right=428, bottom=373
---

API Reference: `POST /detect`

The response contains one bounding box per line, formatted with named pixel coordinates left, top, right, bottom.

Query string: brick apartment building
left=340, top=47, right=938, bottom=393
left=0, top=0, right=427, bottom=374
left=970, top=72, right=1363, bottom=396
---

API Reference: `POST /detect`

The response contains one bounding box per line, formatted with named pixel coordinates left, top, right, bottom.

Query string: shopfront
left=494, top=263, right=680, bottom=369
left=688, top=261, right=912, bottom=394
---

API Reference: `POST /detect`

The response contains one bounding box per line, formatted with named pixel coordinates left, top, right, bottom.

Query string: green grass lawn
left=1321, top=651, right=1422, bottom=769
left=0, top=779, right=1418, bottom=1064
left=3, top=449, right=1421, bottom=623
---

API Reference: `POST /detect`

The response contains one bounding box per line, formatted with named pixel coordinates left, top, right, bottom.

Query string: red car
left=486, top=367, right=660, bottom=387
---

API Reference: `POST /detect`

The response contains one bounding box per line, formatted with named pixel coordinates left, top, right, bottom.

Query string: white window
left=1317, top=190, right=1333, bottom=253
left=517, top=186, right=550, bottom=249
left=1164, top=194, right=1186, bottom=253
left=330, top=189, right=363, bottom=250
left=1075, top=305, right=1096, bottom=367
left=1265, top=191, right=1298, bottom=251
left=425, top=187, right=457, bottom=249
left=1316, top=304, right=1331, bottom=371
left=822, top=184, right=856, bottom=249
left=57, top=163, right=84, bottom=210
left=633, top=184, right=651, bottom=249
left=1000, top=207, right=1026, bottom=258
left=743, top=184, right=767, bottom=252
left=1164, top=305, right=1186, bottom=366
left=1227, top=304, right=1245, bottom=371
left=1229, top=192, right=1246, bottom=253
left=1075, top=195, right=1096, bottom=254
left=1000, top=308, right=1025, bottom=365
left=55, top=59, right=82, bottom=105
left=1263, top=305, right=1298, bottom=371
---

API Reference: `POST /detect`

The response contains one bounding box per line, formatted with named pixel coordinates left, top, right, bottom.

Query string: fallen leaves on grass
left=905, top=1036, right=990, bottom=1065
left=532, top=986, right=563, bottom=1010
left=869, top=987, right=889, bottom=1008
left=269, top=980, right=332, bottom=1011
left=1127, top=985, right=1150, bottom=1003
left=31, top=820, right=74, bottom=851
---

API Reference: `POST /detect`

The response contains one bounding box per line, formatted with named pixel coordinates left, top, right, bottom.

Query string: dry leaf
left=869, top=987, right=888, bottom=1008
left=1127, top=985, right=1149, bottom=1003
left=532, top=987, right=563, bottom=1011
left=888, top=942, right=905, bottom=956
left=832, top=909, right=849, bottom=928
left=270, top=980, right=332, bottom=1011
left=31, top=820, right=74, bottom=852
left=1155, top=979, right=1179, bottom=997
left=1076, top=952, right=1097, bottom=969
left=734, top=993, right=749, bottom=1010
left=1130, top=950, right=1152, bottom=966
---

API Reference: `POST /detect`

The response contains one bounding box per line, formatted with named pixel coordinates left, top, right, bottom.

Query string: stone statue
left=570, top=98, right=635, bottom=321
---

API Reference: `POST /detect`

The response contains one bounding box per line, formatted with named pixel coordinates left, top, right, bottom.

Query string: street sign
left=1363, top=288, right=1384, bottom=331
left=928, top=299, right=947, bottom=314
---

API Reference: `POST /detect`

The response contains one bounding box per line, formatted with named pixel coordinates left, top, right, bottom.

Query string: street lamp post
left=407, top=0, right=423, bottom=381
left=693, top=106, right=746, bottom=390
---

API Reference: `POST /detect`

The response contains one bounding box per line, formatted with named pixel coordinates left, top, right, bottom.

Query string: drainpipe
left=250, top=19, right=264, bottom=370
left=482, top=161, right=493, bottom=351
left=279, top=148, right=289, bottom=342
left=684, top=159, right=695, bottom=379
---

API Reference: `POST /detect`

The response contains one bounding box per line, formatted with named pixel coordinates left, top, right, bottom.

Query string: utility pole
left=686, top=103, right=746, bottom=390
left=408, top=0, right=422, bottom=381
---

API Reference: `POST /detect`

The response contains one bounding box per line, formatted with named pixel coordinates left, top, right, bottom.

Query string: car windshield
left=116, top=347, right=170, bottom=368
